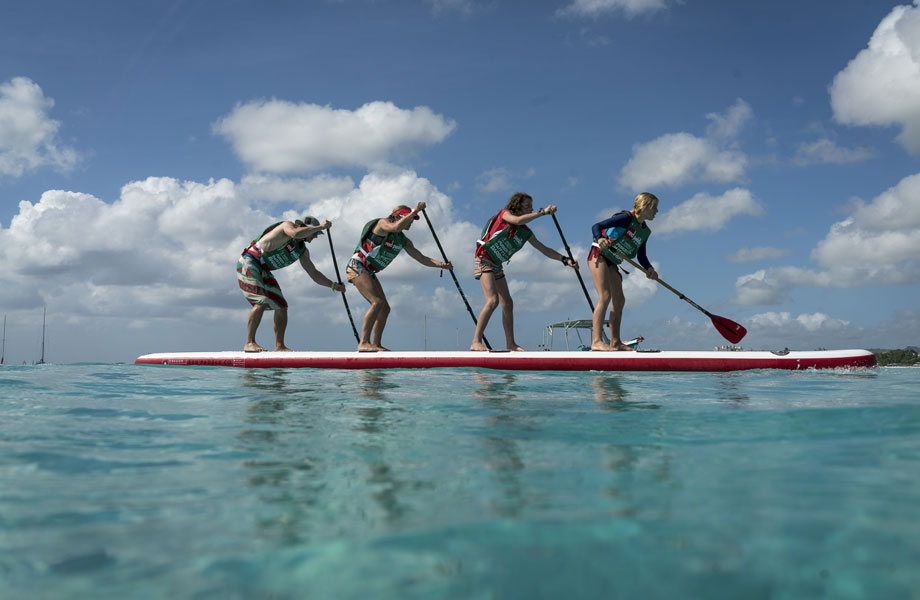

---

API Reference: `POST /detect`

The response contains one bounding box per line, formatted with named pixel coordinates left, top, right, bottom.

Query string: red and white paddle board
left=135, top=349, right=876, bottom=372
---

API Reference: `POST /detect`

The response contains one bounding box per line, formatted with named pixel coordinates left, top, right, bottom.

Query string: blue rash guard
left=592, top=212, right=652, bottom=269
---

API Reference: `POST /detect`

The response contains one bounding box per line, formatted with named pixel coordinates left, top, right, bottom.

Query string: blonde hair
left=633, top=192, right=659, bottom=213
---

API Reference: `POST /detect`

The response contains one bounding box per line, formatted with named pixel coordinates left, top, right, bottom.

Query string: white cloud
left=2, top=170, right=591, bottom=333
left=726, top=246, right=790, bottom=263
left=749, top=311, right=849, bottom=333
left=475, top=167, right=514, bottom=193
left=705, top=98, right=753, bottom=139
left=0, top=77, right=81, bottom=177
left=792, top=138, right=875, bottom=166
left=618, top=99, right=751, bottom=191
left=830, top=1, right=920, bottom=154
left=654, top=188, right=764, bottom=236
left=733, top=172, right=920, bottom=304
left=212, top=100, right=456, bottom=173
left=557, top=0, right=671, bottom=19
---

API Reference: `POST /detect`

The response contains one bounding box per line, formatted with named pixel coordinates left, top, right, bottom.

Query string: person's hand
left=562, top=256, right=579, bottom=270
left=542, top=205, right=557, bottom=216
left=441, top=260, right=453, bottom=271
left=415, top=201, right=427, bottom=213
left=598, top=238, right=611, bottom=249
left=645, top=267, right=658, bottom=281
left=321, top=220, right=332, bottom=230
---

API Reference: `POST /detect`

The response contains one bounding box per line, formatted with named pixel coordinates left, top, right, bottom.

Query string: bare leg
left=589, top=258, right=615, bottom=351
left=607, top=270, right=633, bottom=351
left=273, top=308, right=292, bottom=351
left=352, top=273, right=390, bottom=351
left=244, top=304, right=268, bottom=352
left=493, top=277, right=524, bottom=351
left=471, top=273, right=499, bottom=351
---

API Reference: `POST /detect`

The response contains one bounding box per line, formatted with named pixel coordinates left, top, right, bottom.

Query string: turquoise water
left=1, top=364, right=918, bottom=599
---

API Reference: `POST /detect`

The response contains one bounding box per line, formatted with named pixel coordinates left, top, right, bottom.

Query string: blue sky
left=1, top=0, right=919, bottom=363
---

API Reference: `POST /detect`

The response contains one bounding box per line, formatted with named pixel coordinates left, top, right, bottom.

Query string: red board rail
left=135, top=349, right=877, bottom=372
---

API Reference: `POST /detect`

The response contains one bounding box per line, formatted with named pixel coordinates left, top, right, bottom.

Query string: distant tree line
left=874, top=348, right=920, bottom=366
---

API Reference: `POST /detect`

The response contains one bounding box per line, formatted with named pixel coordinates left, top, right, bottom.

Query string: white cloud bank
left=830, top=1, right=920, bottom=154
left=734, top=172, right=920, bottom=304
left=212, top=100, right=456, bottom=173
left=0, top=77, right=81, bottom=177
left=654, top=188, right=763, bottom=236
left=618, top=99, right=752, bottom=191
left=726, top=246, right=790, bottom=263
left=557, top=0, right=672, bottom=19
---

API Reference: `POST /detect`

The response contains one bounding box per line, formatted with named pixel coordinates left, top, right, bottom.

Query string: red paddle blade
left=711, top=314, right=747, bottom=344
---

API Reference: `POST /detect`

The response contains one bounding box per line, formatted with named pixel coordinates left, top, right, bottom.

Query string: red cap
left=392, top=207, right=420, bottom=220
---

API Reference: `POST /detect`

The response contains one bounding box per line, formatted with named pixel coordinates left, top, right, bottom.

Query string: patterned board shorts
left=474, top=255, right=505, bottom=281
left=346, top=254, right=377, bottom=282
left=237, top=254, right=288, bottom=309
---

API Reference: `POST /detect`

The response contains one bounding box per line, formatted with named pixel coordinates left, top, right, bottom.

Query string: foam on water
left=1, top=363, right=918, bottom=598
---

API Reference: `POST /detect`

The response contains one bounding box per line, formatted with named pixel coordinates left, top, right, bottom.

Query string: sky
left=1, top=0, right=919, bottom=363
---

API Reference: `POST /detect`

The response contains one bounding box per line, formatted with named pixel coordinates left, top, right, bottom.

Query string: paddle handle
left=421, top=209, right=491, bottom=350
left=550, top=214, right=595, bottom=312
left=327, top=228, right=361, bottom=343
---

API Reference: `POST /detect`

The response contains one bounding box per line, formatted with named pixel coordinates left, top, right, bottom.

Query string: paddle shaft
left=421, top=209, right=491, bottom=350
left=326, top=229, right=360, bottom=343
left=613, top=251, right=714, bottom=317
left=551, top=213, right=595, bottom=311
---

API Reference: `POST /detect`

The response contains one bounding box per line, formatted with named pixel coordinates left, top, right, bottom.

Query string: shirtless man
left=237, top=217, right=344, bottom=352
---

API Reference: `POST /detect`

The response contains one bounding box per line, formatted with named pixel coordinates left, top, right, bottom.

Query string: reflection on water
left=352, top=370, right=412, bottom=524
left=715, top=373, right=750, bottom=406
left=591, top=375, right=661, bottom=411
left=472, top=371, right=529, bottom=517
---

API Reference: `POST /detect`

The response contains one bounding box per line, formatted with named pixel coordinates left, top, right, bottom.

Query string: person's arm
left=403, top=239, right=452, bottom=270
left=636, top=240, right=657, bottom=280
left=283, top=220, right=330, bottom=240
left=502, top=204, right=557, bottom=226
left=592, top=212, right=632, bottom=241
left=528, top=235, right=579, bottom=270
left=299, top=249, right=345, bottom=292
left=377, top=202, right=426, bottom=233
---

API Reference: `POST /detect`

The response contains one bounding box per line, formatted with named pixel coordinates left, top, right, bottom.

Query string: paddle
left=421, top=209, right=492, bottom=350
left=551, top=213, right=595, bottom=311
left=326, top=227, right=360, bottom=343
left=612, top=250, right=747, bottom=344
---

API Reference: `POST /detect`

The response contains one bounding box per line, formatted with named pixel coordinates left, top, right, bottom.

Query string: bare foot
left=373, top=344, right=391, bottom=351
left=275, top=345, right=293, bottom=352
left=612, top=342, right=636, bottom=351
left=510, top=345, right=527, bottom=351
left=470, top=342, right=489, bottom=352
left=591, top=342, right=615, bottom=351
left=358, top=342, right=377, bottom=351
left=244, top=342, right=266, bottom=353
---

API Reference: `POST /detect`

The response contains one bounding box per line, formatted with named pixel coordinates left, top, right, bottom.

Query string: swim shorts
left=474, top=255, right=505, bottom=281
left=346, top=254, right=377, bottom=282
left=237, top=253, right=288, bottom=309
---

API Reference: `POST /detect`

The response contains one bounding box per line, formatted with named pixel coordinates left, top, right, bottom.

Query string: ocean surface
left=1, top=363, right=918, bottom=599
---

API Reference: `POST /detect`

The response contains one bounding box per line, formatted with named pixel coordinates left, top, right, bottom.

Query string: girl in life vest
left=345, top=202, right=452, bottom=351
left=588, top=192, right=660, bottom=351
left=471, top=192, right=579, bottom=351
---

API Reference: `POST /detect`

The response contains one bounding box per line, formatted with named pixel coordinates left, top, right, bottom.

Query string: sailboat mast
left=1, top=314, right=6, bottom=365
left=38, top=307, right=46, bottom=364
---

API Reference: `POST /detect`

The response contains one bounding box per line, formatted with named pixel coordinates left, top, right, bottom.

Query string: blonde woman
left=588, top=193, right=660, bottom=351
